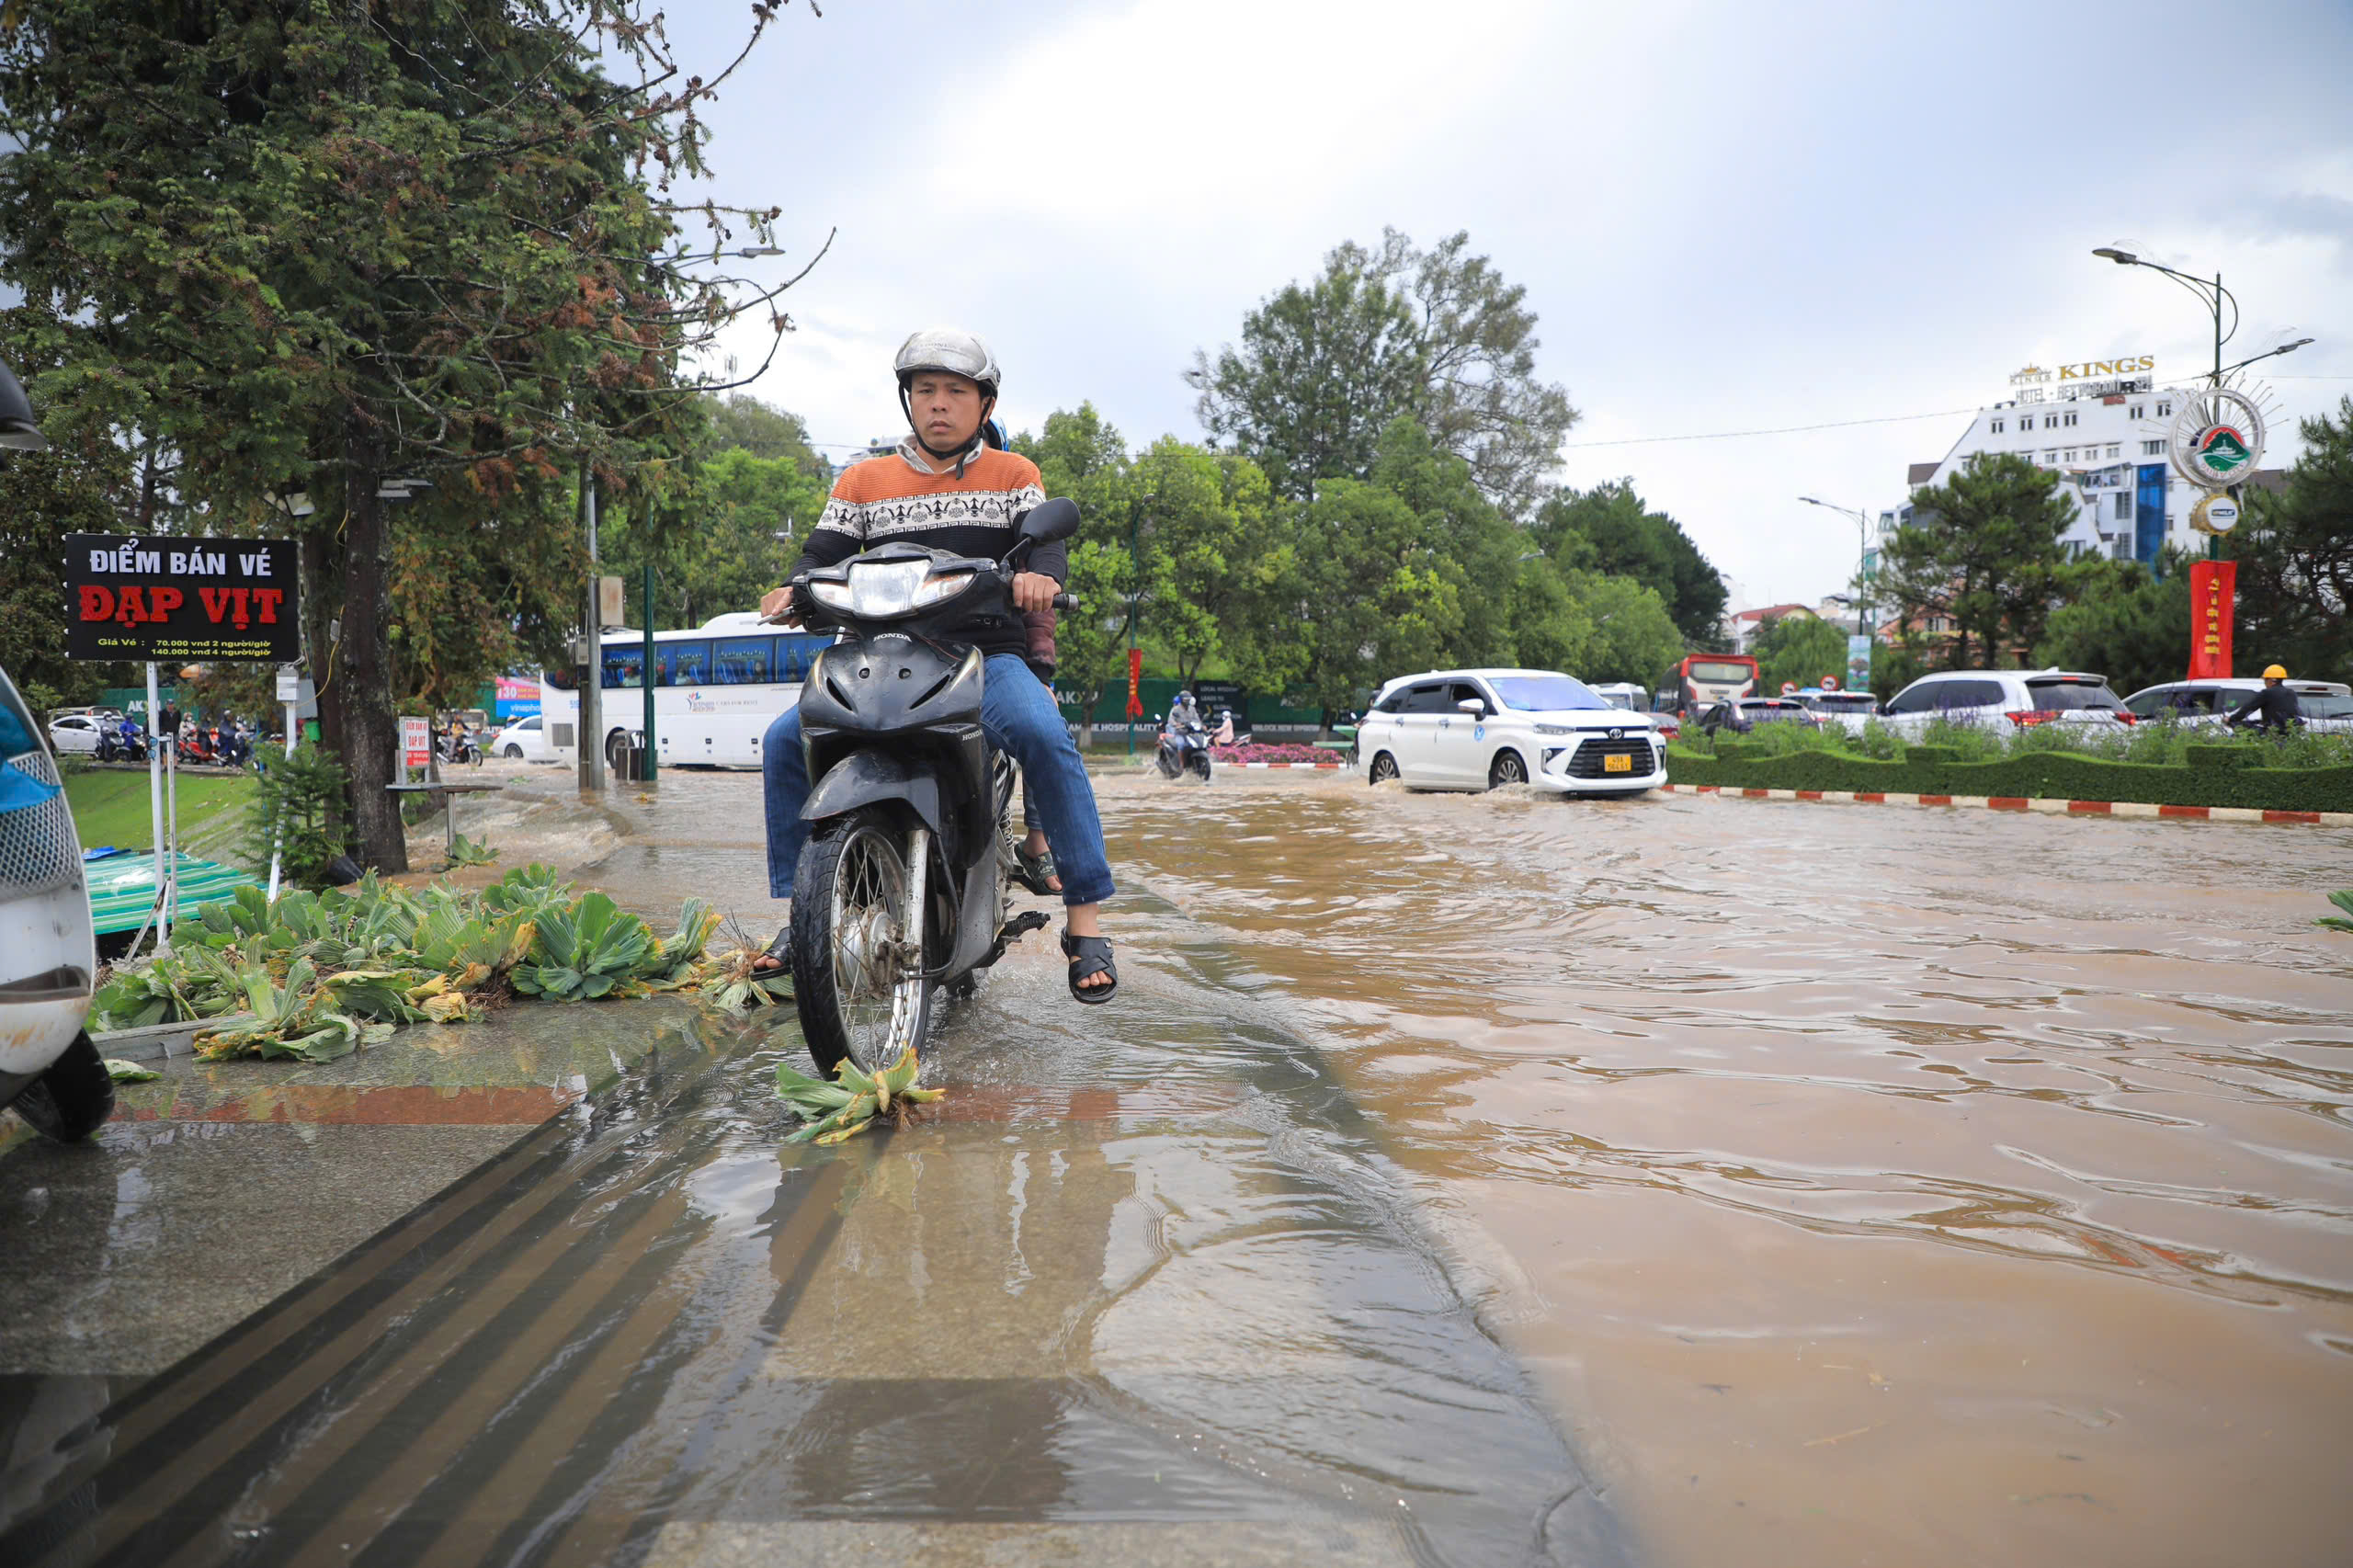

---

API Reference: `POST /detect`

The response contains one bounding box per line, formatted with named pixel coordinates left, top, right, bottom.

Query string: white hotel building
left=1882, top=357, right=2208, bottom=566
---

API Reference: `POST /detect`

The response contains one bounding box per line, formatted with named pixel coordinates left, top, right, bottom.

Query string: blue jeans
left=763, top=653, right=1114, bottom=907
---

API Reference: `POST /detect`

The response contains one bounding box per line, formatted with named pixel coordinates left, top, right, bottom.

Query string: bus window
left=713, top=637, right=770, bottom=685
left=602, top=645, right=645, bottom=689
left=662, top=641, right=712, bottom=687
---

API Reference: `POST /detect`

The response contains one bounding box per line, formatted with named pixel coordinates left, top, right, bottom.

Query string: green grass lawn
left=64, top=767, right=257, bottom=860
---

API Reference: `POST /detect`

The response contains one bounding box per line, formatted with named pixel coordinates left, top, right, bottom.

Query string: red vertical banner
left=2187, top=559, right=2236, bottom=679
left=1125, top=647, right=1144, bottom=719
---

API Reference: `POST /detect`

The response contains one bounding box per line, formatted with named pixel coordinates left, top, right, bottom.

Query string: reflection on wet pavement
left=4, top=762, right=2347, bottom=1566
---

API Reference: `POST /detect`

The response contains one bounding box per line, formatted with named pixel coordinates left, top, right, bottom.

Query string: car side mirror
left=1457, top=698, right=1487, bottom=716
left=1017, top=497, right=1081, bottom=545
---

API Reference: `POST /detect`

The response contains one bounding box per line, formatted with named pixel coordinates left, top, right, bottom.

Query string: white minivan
left=1358, top=668, right=1667, bottom=795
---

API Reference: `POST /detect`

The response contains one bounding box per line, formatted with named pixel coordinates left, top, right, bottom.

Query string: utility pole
left=642, top=551, right=658, bottom=786
left=579, top=465, right=604, bottom=791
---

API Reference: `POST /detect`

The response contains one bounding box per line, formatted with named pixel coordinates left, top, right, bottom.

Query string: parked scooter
left=0, top=663, right=114, bottom=1142
left=1154, top=718, right=1213, bottom=781
left=780, top=498, right=1083, bottom=1075
left=175, top=725, right=218, bottom=767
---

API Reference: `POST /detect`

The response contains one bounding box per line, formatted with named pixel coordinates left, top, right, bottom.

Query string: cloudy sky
left=659, top=0, right=2353, bottom=608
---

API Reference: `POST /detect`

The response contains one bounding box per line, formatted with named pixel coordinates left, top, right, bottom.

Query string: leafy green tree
left=1557, top=569, right=1684, bottom=685
left=0, top=377, right=135, bottom=712
left=1284, top=480, right=1461, bottom=718
left=2035, top=554, right=2193, bottom=697
left=1052, top=540, right=1139, bottom=744
left=1347, top=229, right=1579, bottom=516
left=1187, top=258, right=1426, bottom=502
left=0, top=1, right=795, bottom=871
left=1189, top=228, right=1577, bottom=515
left=1017, top=402, right=1131, bottom=504
left=1366, top=419, right=1524, bottom=665
left=704, top=393, right=824, bottom=470
left=1881, top=453, right=2075, bottom=669
left=1533, top=480, right=1728, bottom=648
left=1126, top=437, right=1248, bottom=689
left=600, top=448, right=829, bottom=632
left=1750, top=613, right=1850, bottom=695
left=2228, top=396, right=2353, bottom=684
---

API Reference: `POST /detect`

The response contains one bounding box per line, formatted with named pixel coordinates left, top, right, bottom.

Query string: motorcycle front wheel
left=11, top=1032, right=116, bottom=1143
left=1187, top=750, right=1212, bottom=781
left=1154, top=749, right=1180, bottom=779
left=790, top=805, right=933, bottom=1078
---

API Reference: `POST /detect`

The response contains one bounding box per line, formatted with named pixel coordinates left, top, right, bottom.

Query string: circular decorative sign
left=2168, top=387, right=2268, bottom=490
left=2190, top=493, right=2242, bottom=534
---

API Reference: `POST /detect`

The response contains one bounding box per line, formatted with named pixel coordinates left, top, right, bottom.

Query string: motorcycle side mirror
left=1016, top=497, right=1081, bottom=546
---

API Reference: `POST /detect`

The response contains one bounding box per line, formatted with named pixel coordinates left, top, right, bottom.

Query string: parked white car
left=489, top=713, right=553, bottom=762
left=1881, top=669, right=2128, bottom=737
left=45, top=712, right=105, bottom=755
left=1795, top=688, right=1883, bottom=735
left=2120, top=677, right=2353, bottom=734
left=1358, top=668, right=1666, bottom=795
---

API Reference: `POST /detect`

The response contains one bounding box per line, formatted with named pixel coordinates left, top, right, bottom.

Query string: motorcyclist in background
left=2227, top=664, right=2302, bottom=734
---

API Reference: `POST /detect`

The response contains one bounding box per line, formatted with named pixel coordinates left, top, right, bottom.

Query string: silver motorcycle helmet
left=893, top=328, right=1001, bottom=396
left=894, top=328, right=1002, bottom=471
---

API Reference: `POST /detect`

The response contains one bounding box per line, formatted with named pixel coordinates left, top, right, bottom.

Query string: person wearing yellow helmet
left=2226, top=665, right=2300, bottom=734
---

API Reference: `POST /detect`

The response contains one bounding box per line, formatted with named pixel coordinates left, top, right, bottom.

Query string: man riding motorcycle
left=754, top=329, right=1117, bottom=1002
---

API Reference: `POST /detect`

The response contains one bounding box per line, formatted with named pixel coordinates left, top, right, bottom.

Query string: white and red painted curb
left=1660, top=783, right=2353, bottom=827
left=1234, top=760, right=1345, bottom=769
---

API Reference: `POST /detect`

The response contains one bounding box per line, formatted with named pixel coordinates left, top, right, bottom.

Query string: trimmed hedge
left=1665, top=744, right=2353, bottom=813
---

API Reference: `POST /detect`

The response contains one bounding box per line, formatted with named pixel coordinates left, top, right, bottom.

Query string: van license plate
left=1604, top=753, right=1633, bottom=773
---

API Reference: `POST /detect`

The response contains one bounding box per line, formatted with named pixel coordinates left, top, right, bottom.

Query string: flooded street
left=5, top=762, right=2349, bottom=1566
left=1099, top=768, right=2353, bottom=1567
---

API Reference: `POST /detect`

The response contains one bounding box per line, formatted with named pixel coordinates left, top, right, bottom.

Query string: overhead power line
left=1560, top=375, right=2353, bottom=452
left=1559, top=407, right=1986, bottom=450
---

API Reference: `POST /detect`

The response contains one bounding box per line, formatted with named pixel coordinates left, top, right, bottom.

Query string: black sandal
left=1012, top=841, right=1062, bottom=896
left=750, top=926, right=793, bottom=974
left=1061, top=932, right=1118, bottom=1005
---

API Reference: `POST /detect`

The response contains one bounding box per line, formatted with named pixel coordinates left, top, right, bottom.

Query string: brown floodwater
left=6, top=761, right=2347, bottom=1566
left=1089, top=768, right=2353, bottom=1568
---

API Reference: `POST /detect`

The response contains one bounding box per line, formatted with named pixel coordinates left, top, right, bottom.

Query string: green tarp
left=85, top=851, right=259, bottom=937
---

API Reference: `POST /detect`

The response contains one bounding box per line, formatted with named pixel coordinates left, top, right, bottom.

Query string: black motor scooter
left=1154, top=719, right=1212, bottom=781
left=783, top=498, right=1082, bottom=1075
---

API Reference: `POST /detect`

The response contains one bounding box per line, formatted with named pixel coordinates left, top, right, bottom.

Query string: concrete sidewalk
left=1, top=997, right=748, bottom=1376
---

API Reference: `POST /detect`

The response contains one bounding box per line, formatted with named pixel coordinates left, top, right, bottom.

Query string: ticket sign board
left=401, top=716, right=432, bottom=771
left=65, top=535, right=300, bottom=662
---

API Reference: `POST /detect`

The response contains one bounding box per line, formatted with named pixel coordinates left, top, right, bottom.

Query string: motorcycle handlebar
left=1051, top=593, right=1078, bottom=612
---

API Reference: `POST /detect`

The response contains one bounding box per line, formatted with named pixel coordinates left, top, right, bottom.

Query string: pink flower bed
left=1211, top=743, right=1338, bottom=765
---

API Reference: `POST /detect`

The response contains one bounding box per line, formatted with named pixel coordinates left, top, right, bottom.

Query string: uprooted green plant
left=88, top=866, right=737, bottom=1062
left=774, top=1048, right=941, bottom=1145
left=2320, top=891, right=2353, bottom=935
left=444, top=832, right=501, bottom=869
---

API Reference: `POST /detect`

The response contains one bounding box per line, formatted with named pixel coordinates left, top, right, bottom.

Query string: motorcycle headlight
left=809, top=580, right=854, bottom=610
left=912, top=570, right=974, bottom=608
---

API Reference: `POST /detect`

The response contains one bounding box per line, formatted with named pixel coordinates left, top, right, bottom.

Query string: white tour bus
left=540, top=612, right=834, bottom=771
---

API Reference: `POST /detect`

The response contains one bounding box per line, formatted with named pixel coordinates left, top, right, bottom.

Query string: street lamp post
left=1798, top=496, right=1875, bottom=670
left=2090, top=248, right=2315, bottom=567
left=2092, top=247, right=2236, bottom=388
